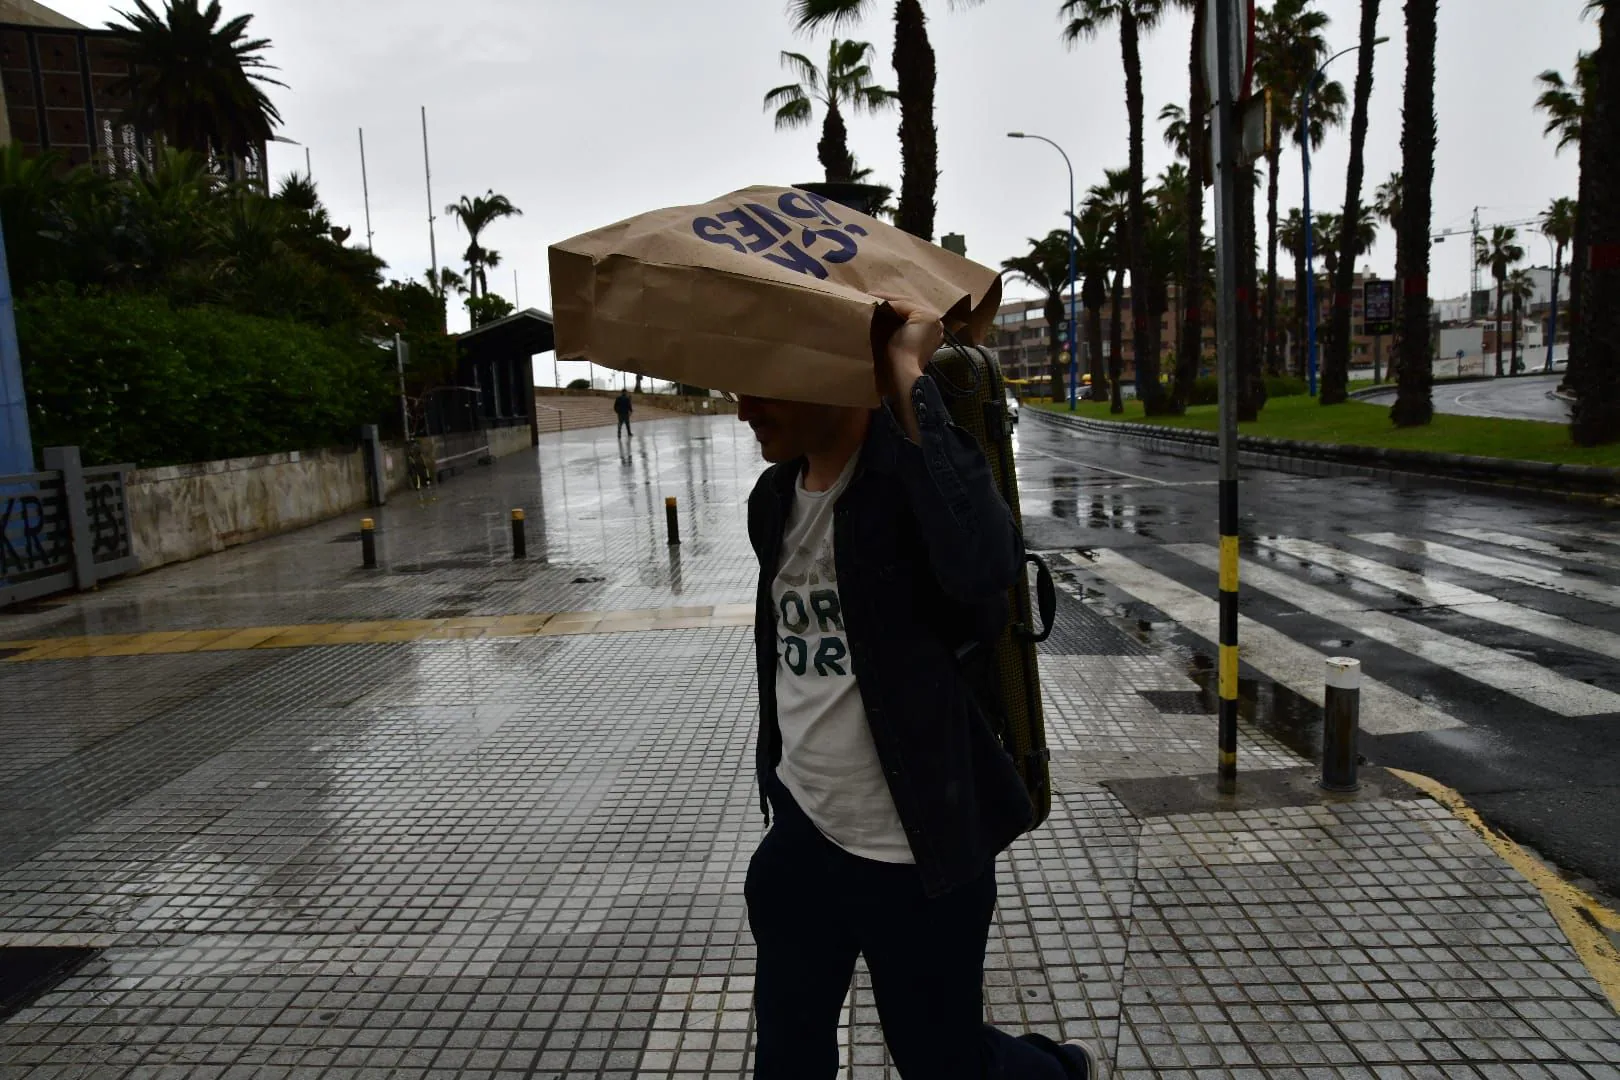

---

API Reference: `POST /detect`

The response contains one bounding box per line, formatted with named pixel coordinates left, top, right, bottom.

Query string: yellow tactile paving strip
left=0, top=604, right=757, bottom=662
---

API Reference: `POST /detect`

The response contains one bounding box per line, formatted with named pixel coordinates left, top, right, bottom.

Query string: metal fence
left=1, top=447, right=139, bottom=609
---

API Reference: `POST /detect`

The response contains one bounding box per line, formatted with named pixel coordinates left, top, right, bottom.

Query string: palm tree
left=792, top=0, right=983, bottom=240
left=1571, top=0, right=1617, bottom=445
left=1536, top=52, right=1596, bottom=398
left=446, top=191, right=521, bottom=300
left=1074, top=207, right=1114, bottom=404
left=1280, top=208, right=1310, bottom=375
left=1474, top=225, right=1524, bottom=378
left=1505, top=268, right=1536, bottom=374
left=763, top=39, right=895, bottom=183
left=1372, top=171, right=1403, bottom=380
left=1086, top=168, right=1133, bottom=413
left=1062, top=0, right=1175, bottom=414
left=1542, top=196, right=1577, bottom=373
left=107, top=0, right=284, bottom=172
left=1161, top=13, right=1208, bottom=408
left=1391, top=0, right=1436, bottom=428
left=1255, top=0, right=1346, bottom=377
left=1321, top=0, right=1381, bottom=406
left=1001, top=231, right=1076, bottom=403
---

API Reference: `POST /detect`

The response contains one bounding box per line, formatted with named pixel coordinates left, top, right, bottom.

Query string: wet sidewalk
left=1, top=413, right=1617, bottom=1079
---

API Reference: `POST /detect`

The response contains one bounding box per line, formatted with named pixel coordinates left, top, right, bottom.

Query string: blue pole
left=1546, top=241, right=1559, bottom=373
left=0, top=214, right=31, bottom=475
left=1302, top=81, right=1318, bottom=398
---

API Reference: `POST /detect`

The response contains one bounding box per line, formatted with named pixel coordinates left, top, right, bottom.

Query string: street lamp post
left=1301, top=38, right=1388, bottom=397
left=1008, top=132, right=1079, bottom=410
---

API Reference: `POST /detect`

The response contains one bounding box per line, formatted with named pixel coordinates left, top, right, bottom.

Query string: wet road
left=1014, top=410, right=1620, bottom=900
left=1361, top=373, right=1570, bottom=422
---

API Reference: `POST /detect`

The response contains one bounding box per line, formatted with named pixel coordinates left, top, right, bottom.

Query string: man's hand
left=873, top=295, right=944, bottom=443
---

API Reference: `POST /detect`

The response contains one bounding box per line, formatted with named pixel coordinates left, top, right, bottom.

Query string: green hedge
left=1186, top=374, right=1308, bottom=406
left=19, top=289, right=393, bottom=467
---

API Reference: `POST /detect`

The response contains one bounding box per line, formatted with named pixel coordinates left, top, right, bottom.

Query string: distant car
left=1005, top=391, right=1020, bottom=425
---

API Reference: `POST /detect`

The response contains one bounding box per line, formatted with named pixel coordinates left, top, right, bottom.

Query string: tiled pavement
left=1, top=414, right=1617, bottom=1078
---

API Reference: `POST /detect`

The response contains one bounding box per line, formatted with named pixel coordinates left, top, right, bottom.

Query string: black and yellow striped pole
left=1210, top=0, right=1244, bottom=794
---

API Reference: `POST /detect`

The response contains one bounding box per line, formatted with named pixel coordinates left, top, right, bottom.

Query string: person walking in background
left=614, top=388, right=633, bottom=437
left=738, top=295, right=1099, bottom=1079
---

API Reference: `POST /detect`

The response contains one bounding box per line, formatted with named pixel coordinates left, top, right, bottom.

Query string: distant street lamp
left=1301, top=36, right=1389, bottom=397
left=1008, top=132, right=1079, bottom=410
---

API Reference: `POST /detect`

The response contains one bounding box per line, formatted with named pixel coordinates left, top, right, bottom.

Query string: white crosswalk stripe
left=1530, top=523, right=1620, bottom=550
left=1355, top=532, right=1620, bottom=607
left=1069, top=550, right=1465, bottom=735
left=1439, top=527, right=1620, bottom=570
left=1169, top=544, right=1620, bottom=718
left=1252, top=536, right=1620, bottom=662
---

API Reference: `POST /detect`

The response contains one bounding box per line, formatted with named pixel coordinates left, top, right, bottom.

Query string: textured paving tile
left=0, top=417, right=1615, bottom=1078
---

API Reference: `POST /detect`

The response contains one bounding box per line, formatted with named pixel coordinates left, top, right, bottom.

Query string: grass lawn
left=1027, top=394, right=1620, bottom=469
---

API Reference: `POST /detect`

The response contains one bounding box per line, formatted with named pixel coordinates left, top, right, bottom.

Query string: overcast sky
left=49, top=0, right=1600, bottom=382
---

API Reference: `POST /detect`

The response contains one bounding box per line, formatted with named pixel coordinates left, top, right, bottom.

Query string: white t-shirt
left=771, top=457, right=914, bottom=864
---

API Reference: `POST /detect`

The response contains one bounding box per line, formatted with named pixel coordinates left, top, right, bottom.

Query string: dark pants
left=617, top=415, right=631, bottom=435
left=746, top=777, right=1069, bottom=1080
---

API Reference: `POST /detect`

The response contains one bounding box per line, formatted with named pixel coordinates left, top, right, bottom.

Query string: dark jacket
left=614, top=393, right=632, bottom=416
left=746, top=375, right=1034, bottom=897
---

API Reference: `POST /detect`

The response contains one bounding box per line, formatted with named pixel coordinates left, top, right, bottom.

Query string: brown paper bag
left=549, top=185, right=1001, bottom=407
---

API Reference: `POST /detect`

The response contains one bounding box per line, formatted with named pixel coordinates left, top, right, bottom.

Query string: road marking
left=1440, top=526, right=1620, bottom=570
left=1019, top=442, right=1180, bottom=486
left=1172, top=544, right=1620, bottom=717
left=1070, top=549, right=1463, bottom=735
left=1356, top=532, right=1620, bottom=607
left=0, top=604, right=758, bottom=662
left=1390, top=768, right=1620, bottom=1014
left=1530, top=523, right=1620, bottom=550
left=1254, top=536, right=1620, bottom=662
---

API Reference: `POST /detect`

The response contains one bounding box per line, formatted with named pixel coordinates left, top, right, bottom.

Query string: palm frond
left=771, top=94, right=814, bottom=131
left=790, top=0, right=871, bottom=34
left=763, top=83, right=808, bottom=111
left=779, top=51, right=823, bottom=95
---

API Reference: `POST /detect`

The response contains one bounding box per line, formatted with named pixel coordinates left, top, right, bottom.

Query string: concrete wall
left=125, top=427, right=534, bottom=573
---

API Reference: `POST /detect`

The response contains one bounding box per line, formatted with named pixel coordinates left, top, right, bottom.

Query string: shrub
left=20, top=288, right=392, bottom=467
left=566, top=378, right=591, bottom=390
left=1264, top=375, right=1308, bottom=398
left=1183, top=374, right=1306, bottom=407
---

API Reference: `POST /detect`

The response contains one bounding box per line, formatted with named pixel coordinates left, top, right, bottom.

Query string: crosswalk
left=1071, top=524, right=1620, bottom=735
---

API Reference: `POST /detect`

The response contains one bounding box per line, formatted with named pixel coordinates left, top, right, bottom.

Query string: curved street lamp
left=1008, top=132, right=1079, bottom=410
left=1301, top=36, right=1389, bottom=397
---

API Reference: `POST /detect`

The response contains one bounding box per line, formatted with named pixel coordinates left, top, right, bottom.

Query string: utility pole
left=1470, top=206, right=1481, bottom=300
left=514, top=271, right=520, bottom=309
left=1210, top=0, right=1245, bottom=794
left=359, top=128, right=375, bottom=254
left=422, top=107, right=439, bottom=286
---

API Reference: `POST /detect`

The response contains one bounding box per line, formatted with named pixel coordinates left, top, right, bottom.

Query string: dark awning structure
left=455, top=308, right=554, bottom=448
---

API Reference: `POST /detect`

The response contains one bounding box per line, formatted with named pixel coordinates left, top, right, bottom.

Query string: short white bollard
left=1320, top=657, right=1361, bottom=792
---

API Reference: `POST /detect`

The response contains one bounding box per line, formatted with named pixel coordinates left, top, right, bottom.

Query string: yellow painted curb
left=0, top=604, right=756, bottom=662
left=1389, top=768, right=1620, bottom=1013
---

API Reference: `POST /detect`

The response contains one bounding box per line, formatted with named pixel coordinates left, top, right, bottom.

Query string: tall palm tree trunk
left=893, top=0, right=937, bottom=241
left=1109, top=268, right=1126, bottom=413
left=1572, top=0, right=1619, bottom=445
left=1264, top=144, right=1283, bottom=375
left=818, top=99, right=854, bottom=182
left=1045, top=293, right=1067, bottom=402
left=1085, top=272, right=1108, bottom=404
left=1494, top=280, right=1505, bottom=377
left=1176, top=0, right=1208, bottom=408
left=1392, top=0, right=1435, bottom=426
left=1324, top=0, right=1380, bottom=405
left=1120, top=9, right=1162, bottom=413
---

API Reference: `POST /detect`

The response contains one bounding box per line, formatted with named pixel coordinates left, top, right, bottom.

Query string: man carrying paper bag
left=550, top=189, right=1099, bottom=1079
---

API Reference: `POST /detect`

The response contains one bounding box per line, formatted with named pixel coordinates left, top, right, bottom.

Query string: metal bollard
left=511, top=508, right=527, bottom=560
left=360, top=517, right=378, bottom=569
left=665, top=496, right=680, bottom=546
left=1320, top=657, right=1361, bottom=792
